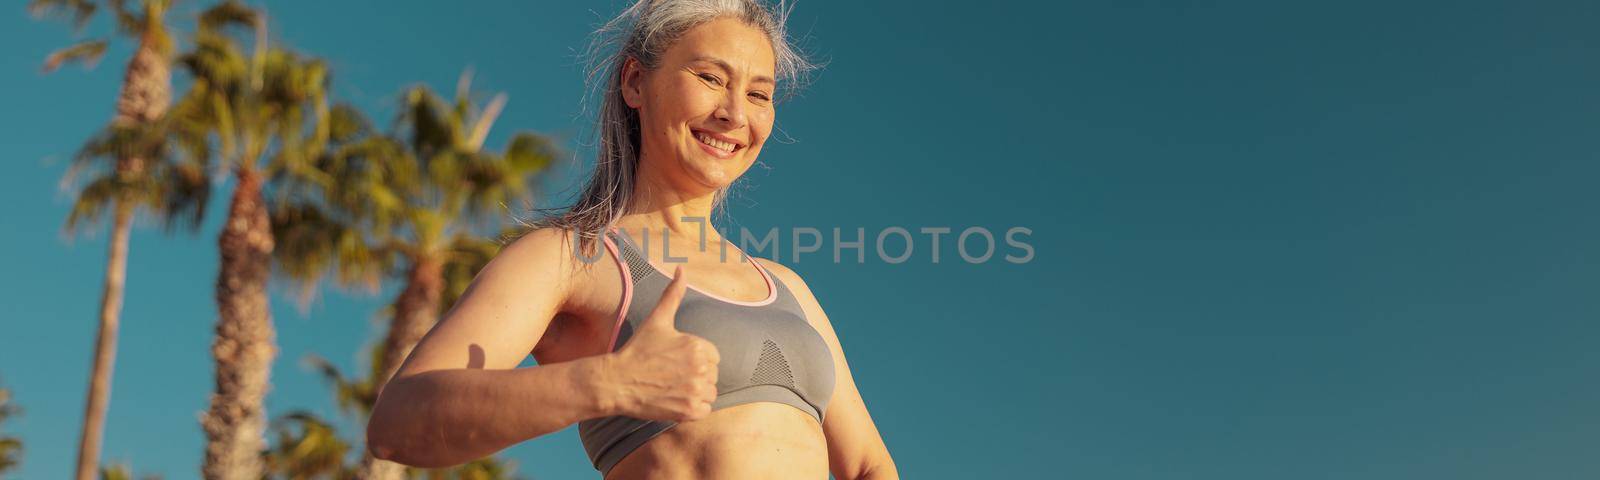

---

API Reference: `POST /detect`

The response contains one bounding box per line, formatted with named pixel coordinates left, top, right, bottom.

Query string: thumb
left=640, top=265, right=689, bottom=333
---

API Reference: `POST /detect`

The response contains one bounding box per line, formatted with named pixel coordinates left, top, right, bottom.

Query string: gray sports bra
left=577, top=228, right=836, bottom=475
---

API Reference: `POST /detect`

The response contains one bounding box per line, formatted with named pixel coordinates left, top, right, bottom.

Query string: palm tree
left=29, top=2, right=196, bottom=479
left=371, top=73, right=556, bottom=393
left=165, top=2, right=338, bottom=478
left=0, top=382, right=22, bottom=476
left=269, top=72, right=554, bottom=480
left=365, top=79, right=553, bottom=480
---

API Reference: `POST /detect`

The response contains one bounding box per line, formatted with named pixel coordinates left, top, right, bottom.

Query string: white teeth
left=696, top=133, right=735, bottom=153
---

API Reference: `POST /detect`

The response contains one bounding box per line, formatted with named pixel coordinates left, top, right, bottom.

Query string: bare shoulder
left=499, top=226, right=577, bottom=266
left=495, top=227, right=610, bottom=280
left=753, top=257, right=809, bottom=298
left=752, top=257, right=836, bottom=328
left=393, top=226, right=597, bottom=376
left=442, top=225, right=624, bottom=329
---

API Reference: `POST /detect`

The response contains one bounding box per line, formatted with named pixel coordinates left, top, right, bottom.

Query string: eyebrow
left=691, top=55, right=775, bottom=86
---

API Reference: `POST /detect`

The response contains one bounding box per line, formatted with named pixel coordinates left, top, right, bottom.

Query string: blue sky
left=4, top=1, right=1599, bottom=478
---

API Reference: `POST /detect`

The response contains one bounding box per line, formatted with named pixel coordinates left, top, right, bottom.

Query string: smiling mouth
left=694, top=131, right=742, bottom=154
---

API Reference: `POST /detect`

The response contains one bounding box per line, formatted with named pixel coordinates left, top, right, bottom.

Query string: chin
left=702, top=170, right=735, bottom=187
left=671, top=161, right=730, bottom=190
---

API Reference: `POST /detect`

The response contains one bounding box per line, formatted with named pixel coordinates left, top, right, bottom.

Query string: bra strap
left=600, top=231, right=635, bottom=352
left=606, top=229, right=654, bottom=285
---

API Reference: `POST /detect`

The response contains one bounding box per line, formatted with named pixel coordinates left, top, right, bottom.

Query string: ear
left=620, top=57, right=647, bottom=109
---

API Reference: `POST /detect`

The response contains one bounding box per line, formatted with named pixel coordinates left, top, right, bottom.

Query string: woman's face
left=622, top=17, right=778, bottom=194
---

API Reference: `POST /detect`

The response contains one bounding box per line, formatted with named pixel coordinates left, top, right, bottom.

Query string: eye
left=697, top=72, right=723, bottom=85
left=749, top=91, right=772, bottom=102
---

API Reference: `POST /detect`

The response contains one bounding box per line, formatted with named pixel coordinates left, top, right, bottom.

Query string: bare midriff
left=604, top=402, right=828, bottom=480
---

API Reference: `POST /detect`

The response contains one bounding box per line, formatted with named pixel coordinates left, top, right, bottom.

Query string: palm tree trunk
left=74, top=33, right=170, bottom=480
left=356, top=449, right=409, bottom=480
left=377, top=256, right=445, bottom=388
left=113, top=34, right=171, bottom=126
left=358, top=257, right=444, bottom=480
left=201, top=168, right=277, bottom=480
left=73, top=201, right=132, bottom=480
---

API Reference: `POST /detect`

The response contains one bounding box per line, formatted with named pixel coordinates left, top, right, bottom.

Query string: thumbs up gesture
left=602, top=266, right=721, bottom=422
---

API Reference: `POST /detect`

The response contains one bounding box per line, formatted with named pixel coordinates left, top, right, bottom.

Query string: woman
left=365, top=1, right=899, bottom=478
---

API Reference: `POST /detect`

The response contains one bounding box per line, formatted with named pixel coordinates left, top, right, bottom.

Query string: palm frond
left=59, top=115, right=212, bottom=237
left=105, top=0, right=144, bottom=36
left=399, top=85, right=456, bottom=159
left=177, top=32, right=249, bottom=92
left=0, top=437, right=18, bottom=475
left=264, top=410, right=354, bottom=480
left=197, top=0, right=259, bottom=38
left=151, top=156, right=211, bottom=234
left=27, top=0, right=97, bottom=31
left=42, top=39, right=109, bottom=73
left=503, top=132, right=557, bottom=174
left=419, top=456, right=522, bottom=480
left=60, top=122, right=157, bottom=233
left=100, top=463, right=131, bottom=480
left=271, top=200, right=386, bottom=309
left=98, top=462, right=161, bottom=480
left=326, top=103, right=371, bottom=143
left=0, top=385, right=20, bottom=475
left=463, top=93, right=507, bottom=152
left=300, top=353, right=377, bottom=416
left=63, top=174, right=125, bottom=232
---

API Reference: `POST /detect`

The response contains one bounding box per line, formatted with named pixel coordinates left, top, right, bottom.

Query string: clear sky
left=4, top=1, right=1599, bottom=478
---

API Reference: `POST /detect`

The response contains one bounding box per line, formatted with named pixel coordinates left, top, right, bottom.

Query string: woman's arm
left=756, top=259, right=900, bottom=480
left=367, top=228, right=719, bottom=468
left=365, top=227, right=600, bottom=467
left=367, top=358, right=614, bottom=467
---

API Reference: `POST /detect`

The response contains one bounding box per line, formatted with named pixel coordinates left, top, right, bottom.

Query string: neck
left=622, top=160, right=721, bottom=241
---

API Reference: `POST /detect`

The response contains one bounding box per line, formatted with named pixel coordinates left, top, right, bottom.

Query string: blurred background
left=3, top=0, right=1599, bottom=479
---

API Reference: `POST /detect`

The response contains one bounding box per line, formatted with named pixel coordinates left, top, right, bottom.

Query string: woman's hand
left=599, top=265, right=722, bottom=422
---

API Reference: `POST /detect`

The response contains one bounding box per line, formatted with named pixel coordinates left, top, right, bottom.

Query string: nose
left=712, top=89, right=747, bottom=130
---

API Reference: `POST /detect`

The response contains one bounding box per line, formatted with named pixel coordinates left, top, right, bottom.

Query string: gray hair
left=523, top=0, right=817, bottom=256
